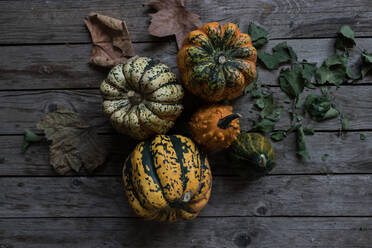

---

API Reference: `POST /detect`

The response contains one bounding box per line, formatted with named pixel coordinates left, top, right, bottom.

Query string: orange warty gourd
left=189, top=105, right=241, bottom=150
left=177, top=22, right=257, bottom=102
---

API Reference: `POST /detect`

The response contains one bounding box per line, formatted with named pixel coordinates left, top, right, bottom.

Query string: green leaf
left=304, top=94, right=339, bottom=121
left=361, top=51, right=372, bottom=78
left=284, top=98, right=292, bottom=104
left=248, top=23, right=269, bottom=48
left=22, top=129, right=43, bottom=153
left=335, top=25, right=356, bottom=50
left=296, top=115, right=303, bottom=121
left=360, top=133, right=367, bottom=140
left=261, top=94, right=276, bottom=117
left=255, top=98, right=265, bottom=109
left=252, top=119, right=275, bottom=133
left=316, top=53, right=358, bottom=85
left=251, top=85, right=263, bottom=98
left=360, top=225, right=368, bottom=231
left=265, top=108, right=282, bottom=122
left=301, top=63, right=317, bottom=78
left=316, top=65, right=345, bottom=86
left=341, top=114, right=350, bottom=130
left=271, top=131, right=286, bottom=141
left=295, top=95, right=303, bottom=109
left=321, top=154, right=329, bottom=161
left=296, top=126, right=310, bottom=159
left=257, top=42, right=297, bottom=70
left=304, top=127, right=315, bottom=135
left=37, top=105, right=107, bottom=175
left=279, top=64, right=305, bottom=98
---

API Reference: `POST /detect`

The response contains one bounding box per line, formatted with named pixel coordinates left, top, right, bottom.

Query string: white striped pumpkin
left=100, top=57, right=184, bottom=140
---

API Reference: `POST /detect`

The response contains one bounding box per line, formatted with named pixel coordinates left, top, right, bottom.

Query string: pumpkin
left=122, top=135, right=212, bottom=222
left=189, top=105, right=240, bottom=150
left=177, top=22, right=257, bottom=102
left=228, top=133, right=275, bottom=178
left=100, top=57, right=184, bottom=140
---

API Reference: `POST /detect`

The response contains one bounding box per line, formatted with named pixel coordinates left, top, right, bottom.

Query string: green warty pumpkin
left=228, top=132, right=275, bottom=178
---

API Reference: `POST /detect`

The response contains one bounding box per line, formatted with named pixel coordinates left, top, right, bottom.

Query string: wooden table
left=1, top=1, right=372, bottom=247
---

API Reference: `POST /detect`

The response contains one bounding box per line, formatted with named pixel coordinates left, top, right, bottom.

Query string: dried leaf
left=37, top=105, right=107, bottom=175
left=145, top=0, right=202, bottom=49
left=85, top=12, right=135, bottom=68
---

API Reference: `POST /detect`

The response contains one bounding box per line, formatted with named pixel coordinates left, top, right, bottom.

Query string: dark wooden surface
left=1, top=1, right=372, bottom=247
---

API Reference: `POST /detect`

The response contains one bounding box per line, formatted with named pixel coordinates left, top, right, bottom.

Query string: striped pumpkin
left=123, top=135, right=212, bottom=222
left=177, top=22, right=257, bottom=102
left=100, top=57, right=184, bottom=140
left=228, top=133, right=275, bottom=177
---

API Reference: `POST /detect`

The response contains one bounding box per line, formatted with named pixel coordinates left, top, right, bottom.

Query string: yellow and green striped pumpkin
left=228, top=133, right=275, bottom=178
left=177, top=22, right=257, bottom=102
left=100, top=57, right=184, bottom=140
left=122, top=135, right=212, bottom=222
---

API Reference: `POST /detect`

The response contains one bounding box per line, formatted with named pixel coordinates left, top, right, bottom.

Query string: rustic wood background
left=1, top=0, right=372, bottom=247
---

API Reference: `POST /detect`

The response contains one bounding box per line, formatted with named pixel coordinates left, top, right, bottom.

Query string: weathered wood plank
left=1, top=0, right=372, bottom=44
left=0, top=42, right=178, bottom=90
left=0, top=217, right=371, bottom=248
left=0, top=86, right=370, bottom=135
left=0, top=39, right=371, bottom=90
left=1, top=175, right=372, bottom=217
left=3, top=131, right=371, bottom=176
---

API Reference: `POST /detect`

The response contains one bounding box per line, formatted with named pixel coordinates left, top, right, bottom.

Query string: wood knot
left=234, top=233, right=251, bottom=247
left=72, top=179, right=83, bottom=187
left=256, top=206, right=267, bottom=215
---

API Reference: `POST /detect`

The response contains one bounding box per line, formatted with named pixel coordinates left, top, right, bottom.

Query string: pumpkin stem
left=127, top=90, right=142, bottom=105
left=218, top=55, right=226, bottom=64
left=182, top=191, right=191, bottom=203
left=258, top=154, right=267, bottom=168
left=217, top=113, right=242, bottom=129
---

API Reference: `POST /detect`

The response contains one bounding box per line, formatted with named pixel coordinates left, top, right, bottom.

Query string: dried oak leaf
left=145, top=0, right=202, bottom=49
left=37, top=105, right=107, bottom=175
left=85, top=12, right=135, bottom=68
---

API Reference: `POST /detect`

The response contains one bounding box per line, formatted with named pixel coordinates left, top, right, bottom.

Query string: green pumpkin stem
left=258, top=154, right=267, bottom=168
left=217, top=113, right=242, bottom=129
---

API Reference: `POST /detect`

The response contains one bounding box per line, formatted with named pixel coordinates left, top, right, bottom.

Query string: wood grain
left=3, top=131, right=372, bottom=176
left=1, top=175, right=372, bottom=217
left=0, top=38, right=371, bottom=90
left=0, top=86, right=371, bottom=135
left=1, top=0, right=372, bottom=44
left=0, top=217, right=371, bottom=248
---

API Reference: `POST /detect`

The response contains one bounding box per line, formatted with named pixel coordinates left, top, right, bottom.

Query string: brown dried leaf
left=84, top=12, right=135, bottom=68
left=145, top=0, right=202, bottom=48
left=37, top=105, right=107, bottom=175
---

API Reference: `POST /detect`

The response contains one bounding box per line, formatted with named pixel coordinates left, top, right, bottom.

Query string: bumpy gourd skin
left=123, top=135, right=212, bottom=222
left=189, top=105, right=240, bottom=150
left=100, top=57, right=184, bottom=140
left=177, top=22, right=257, bottom=102
left=229, top=133, right=275, bottom=178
